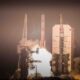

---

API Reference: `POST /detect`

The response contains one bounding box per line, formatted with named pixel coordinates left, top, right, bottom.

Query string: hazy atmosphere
left=0, top=0, right=80, bottom=78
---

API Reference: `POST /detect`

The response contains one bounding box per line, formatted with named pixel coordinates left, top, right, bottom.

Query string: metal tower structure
left=17, top=14, right=35, bottom=79
left=59, top=14, right=64, bottom=74
left=17, top=13, right=40, bottom=79
left=17, top=13, right=28, bottom=68
left=16, top=14, right=28, bottom=79
left=51, top=14, right=71, bottom=76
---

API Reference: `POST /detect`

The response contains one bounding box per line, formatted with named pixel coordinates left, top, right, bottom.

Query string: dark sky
left=0, top=0, right=80, bottom=75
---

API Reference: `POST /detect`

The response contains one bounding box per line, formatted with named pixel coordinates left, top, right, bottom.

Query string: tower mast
left=40, top=14, right=46, bottom=48
left=22, top=14, right=28, bottom=40
left=59, top=14, right=64, bottom=74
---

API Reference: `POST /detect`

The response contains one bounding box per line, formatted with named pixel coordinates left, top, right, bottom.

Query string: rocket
left=40, top=14, right=46, bottom=48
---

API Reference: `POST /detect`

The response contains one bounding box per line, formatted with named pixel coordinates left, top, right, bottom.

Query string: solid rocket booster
left=40, top=14, right=46, bottom=48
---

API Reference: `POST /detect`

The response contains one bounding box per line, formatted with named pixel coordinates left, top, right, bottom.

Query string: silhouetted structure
left=52, top=14, right=72, bottom=75
left=20, top=49, right=28, bottom=79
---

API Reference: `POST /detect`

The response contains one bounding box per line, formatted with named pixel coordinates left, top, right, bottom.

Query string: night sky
left=0, top=0, right=80, bottom=77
